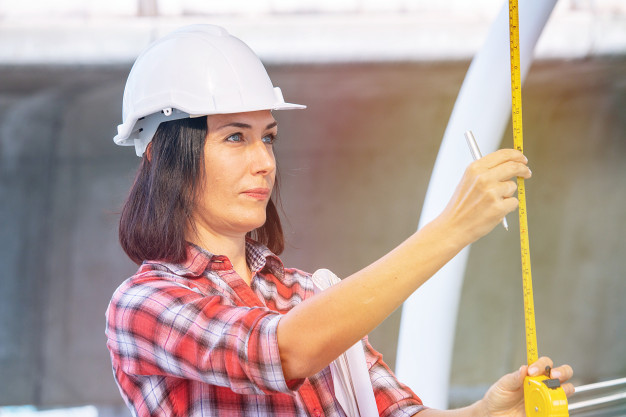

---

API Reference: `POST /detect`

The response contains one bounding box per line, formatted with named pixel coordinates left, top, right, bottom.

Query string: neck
left=187, top=227, right=252, bottom=285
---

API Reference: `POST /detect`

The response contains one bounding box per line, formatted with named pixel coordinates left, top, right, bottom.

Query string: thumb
left=499, top=365, right=527, bottom=392
left=483, top=364, right=528, bottom=414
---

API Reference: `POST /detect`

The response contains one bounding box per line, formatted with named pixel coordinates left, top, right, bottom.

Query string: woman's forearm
left=277, top=214, right=468, bottom=379
left=278, top=149, right=530, bottom=380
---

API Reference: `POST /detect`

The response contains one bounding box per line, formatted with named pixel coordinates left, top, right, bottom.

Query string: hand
left=480, top=357, right=574, bottom=417
left=438, top=149, right=531, bottom=244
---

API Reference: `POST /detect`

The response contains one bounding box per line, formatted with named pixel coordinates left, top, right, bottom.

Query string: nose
left=249, top=139, right=276, bottom=176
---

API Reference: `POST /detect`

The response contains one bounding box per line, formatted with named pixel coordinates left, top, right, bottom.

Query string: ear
left=145, top=141, right=153, bottom=162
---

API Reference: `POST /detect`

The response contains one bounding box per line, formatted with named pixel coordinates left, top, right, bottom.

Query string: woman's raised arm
left=277, top=148, right=531, bottom=379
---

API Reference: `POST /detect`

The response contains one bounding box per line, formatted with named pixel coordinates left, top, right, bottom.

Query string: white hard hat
left=114, top=24, right=306, bottom=156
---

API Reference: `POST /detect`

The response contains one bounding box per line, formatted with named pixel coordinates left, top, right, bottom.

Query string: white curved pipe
left=395, top=0, right=558, bottom=409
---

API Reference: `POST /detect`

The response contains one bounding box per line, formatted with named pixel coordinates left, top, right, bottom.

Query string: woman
left=106, top=24, right=573, bottom=416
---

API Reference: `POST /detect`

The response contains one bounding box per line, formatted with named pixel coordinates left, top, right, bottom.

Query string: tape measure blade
left=509, top=0, right=538, bottom=366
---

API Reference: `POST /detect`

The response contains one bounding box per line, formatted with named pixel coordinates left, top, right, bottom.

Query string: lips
left=242, top=188, right=271, bottom=199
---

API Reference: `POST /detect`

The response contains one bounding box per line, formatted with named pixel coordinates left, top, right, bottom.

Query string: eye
left=225, top=133, right=243, bottom=143
left=262, top=133, right=277, bottom=145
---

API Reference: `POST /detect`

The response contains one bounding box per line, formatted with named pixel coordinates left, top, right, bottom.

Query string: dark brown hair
left=119, top=117, right=284, bottom=265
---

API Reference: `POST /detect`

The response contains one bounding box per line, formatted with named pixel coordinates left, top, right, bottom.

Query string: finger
left=515, top=365, right=528, bottom=387
left=466, top=176, right=517, bottom=203
left=562, top=383, right=576, bottom=397
left=499, top=180, right=518, bottom=198
left=478, top=148, right=528, bottom=169
left=501, top=196, right=519, bottom=215
left=491, top=183, right=520, bottom=216
left=550, top=364, right=574, bottom=382
left=498, top=365, right=527, bottom=392
left=528, top=357, right=554, bottom=377
left=487, top=160, right=532, bottom=182
left=462, top=164, right=527, bottom=198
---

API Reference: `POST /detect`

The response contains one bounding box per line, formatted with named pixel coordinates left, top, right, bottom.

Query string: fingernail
left=529, top=366, right=538, bottom=376
left=551, top=370, right=561, bottom=379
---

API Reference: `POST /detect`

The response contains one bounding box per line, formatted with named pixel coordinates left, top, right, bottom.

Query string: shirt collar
left=152, top=239, right=285, bottom=280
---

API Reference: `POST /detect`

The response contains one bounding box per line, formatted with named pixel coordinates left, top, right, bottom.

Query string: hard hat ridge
left=114, top=24, right=305, bottom=156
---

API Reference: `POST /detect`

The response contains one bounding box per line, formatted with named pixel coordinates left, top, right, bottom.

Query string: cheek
left=202, top=155, right=234, bottom=195
left=200, top=176, right=231, bottom=209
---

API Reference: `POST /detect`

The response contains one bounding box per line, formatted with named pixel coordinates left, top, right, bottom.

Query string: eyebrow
left=216, top=121, right=277, bottom=131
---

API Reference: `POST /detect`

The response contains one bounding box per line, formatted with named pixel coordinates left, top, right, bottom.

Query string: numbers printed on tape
left=508, top=0, right=569, bottom=415
left=508, top=0, right=538, bottom=366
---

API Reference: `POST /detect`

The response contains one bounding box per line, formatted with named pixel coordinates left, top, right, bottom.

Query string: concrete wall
left=0, top=58, right=624, bottom=409
left=1, top=1, right=625, bottom=64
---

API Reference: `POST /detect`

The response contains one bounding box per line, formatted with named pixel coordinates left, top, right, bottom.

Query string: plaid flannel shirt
left=106, top=240, right=425, bottom=417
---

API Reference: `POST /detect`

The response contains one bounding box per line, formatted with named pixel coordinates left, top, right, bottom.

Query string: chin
left=241, top=214, right=267, bottom=234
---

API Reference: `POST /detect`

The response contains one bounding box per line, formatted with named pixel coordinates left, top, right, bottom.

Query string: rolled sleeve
left=106, top=277, right=301, bottom=396
left=361, top=338, right=426, bottom=417
left=245, top=314, right=305, bottom=394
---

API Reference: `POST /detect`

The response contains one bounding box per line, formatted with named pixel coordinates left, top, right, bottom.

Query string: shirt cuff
left=246, top=312, right=305, bottom=394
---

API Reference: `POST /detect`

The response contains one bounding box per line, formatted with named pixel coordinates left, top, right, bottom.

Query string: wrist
left=423, top=212, right=474, bottom=253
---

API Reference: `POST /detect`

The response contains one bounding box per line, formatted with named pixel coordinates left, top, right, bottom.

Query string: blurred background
left=0, top=0, right=624, bottom=415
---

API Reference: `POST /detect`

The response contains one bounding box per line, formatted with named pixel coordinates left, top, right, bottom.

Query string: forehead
left=206, top=110, right=276, bottom=129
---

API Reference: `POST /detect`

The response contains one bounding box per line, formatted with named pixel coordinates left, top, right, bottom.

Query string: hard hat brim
left=114, top=102, right=306, bottom=147
left=113, top=101, right=306, bottom=156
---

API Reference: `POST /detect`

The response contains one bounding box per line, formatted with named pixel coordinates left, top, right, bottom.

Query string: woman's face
left=192, top=110, right=278, bottom=240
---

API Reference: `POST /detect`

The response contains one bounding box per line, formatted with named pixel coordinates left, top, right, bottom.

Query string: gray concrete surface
left=1, top=2, right=625, bottom=64
left=0, top=58, right=624, bottom=409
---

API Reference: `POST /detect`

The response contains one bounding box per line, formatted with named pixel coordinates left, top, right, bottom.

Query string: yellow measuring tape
left=508, top=1, right=569, bottom=415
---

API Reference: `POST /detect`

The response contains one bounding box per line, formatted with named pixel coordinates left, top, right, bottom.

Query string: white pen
left=464, top=130, right=509, bottom=231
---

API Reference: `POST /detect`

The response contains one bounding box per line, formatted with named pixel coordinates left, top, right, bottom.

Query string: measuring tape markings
left=509, top=1, right=569, bottom=415
left=508, top=0, right=539, bottom=368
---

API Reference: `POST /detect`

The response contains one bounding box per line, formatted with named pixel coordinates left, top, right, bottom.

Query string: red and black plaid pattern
left=106, top=240, right=424, bottom=416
